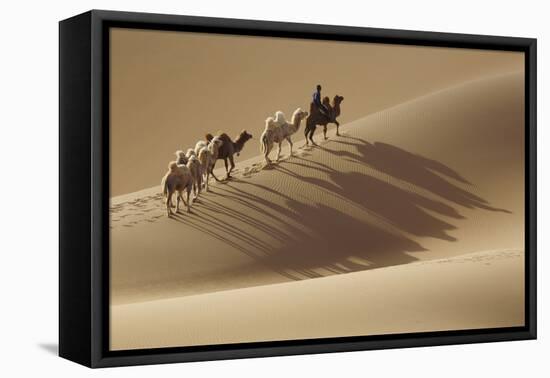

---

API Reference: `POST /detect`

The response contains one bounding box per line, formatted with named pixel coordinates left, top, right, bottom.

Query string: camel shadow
left=211, top=180, right=423, bottom=276
left=274, top=163, right=461, bottom=241
left=330, top=136, right=510, bottom=213
left=169, top=137, right=510, bottom=280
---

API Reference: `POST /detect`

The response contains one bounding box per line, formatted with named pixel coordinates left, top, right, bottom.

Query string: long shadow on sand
left=325, top=136, right=510, bottom=213
left=171, top=137, right=510, bottom=280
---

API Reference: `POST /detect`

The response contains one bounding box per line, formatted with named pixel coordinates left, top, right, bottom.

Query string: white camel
left=175, top=150, right=188, bottom=165
left=197, top=136, right=223, bottom=191
left=185, top=148, right=196, bottom=158
left=194, top=137, right=210, bottom=156
left=161, top=161, right=194, bottom=216
left=260, top=108, right=309, bottom=163
left=186, top=155, right=203, bottom=198
left=175, top=148, right=198, bottom=164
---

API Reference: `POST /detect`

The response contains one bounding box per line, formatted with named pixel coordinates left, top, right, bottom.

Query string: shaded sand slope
left=110, top=71, right=524, bottom=305
left=111, top=249, right=524, bottom=350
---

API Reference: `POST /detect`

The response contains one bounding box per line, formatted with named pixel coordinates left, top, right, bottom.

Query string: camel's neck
left=290, top=115, right=304, bottom=131
left=332, top=102, right=341, bottom=117
left=233, top=137, right=247, bottom=152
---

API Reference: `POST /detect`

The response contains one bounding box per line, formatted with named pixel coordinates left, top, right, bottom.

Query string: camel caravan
left=162, top=84, right=343, bottom=216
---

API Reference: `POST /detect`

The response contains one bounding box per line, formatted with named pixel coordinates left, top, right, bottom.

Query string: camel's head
left=334, top=95, right=344, bottom=105
left=239, top=129, right=253, bottom=141
left=293, top=108, right=309, bottom=121
left=236, top=130, right=253, bottom=155
left=175, top=150, right=188, bottom=164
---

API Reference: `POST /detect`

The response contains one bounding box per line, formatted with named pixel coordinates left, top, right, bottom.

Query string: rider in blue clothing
left=313, top=84, right=330, bottom=119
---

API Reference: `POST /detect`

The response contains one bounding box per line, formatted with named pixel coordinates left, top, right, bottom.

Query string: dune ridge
left=110, top=71, right=525, bottom=350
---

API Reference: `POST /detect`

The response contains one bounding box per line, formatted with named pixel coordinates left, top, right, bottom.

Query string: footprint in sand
left=242, top=166, right=254, bottom=177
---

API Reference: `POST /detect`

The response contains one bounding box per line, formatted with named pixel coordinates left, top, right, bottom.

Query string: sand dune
left=111, top=249, right=524, bottom=350
left=110, top=71, right=525, bottom=349
left=110, top=28, right=524, bottom=195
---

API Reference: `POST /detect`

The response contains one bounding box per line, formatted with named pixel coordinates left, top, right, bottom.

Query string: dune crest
left=110, top=71, right=525, bottom=350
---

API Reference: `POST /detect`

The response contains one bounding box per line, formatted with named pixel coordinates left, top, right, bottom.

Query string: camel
left=197, top=135, right=223, bottom=191
left=261, top=108, right=309, bottom=163
left=186, top=155, right=203, bottom=198
left=175, top=150, right=188, bottom=165
left=304, top=95, right=344, bottom=146
left=161, top=161, right=193, bottom=216
left=206, top=130, right=253, bottom=179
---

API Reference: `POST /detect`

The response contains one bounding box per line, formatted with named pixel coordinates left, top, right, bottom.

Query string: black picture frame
left=59, top=9, right=537, bottom=368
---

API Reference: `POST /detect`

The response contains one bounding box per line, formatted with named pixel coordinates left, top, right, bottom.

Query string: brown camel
left=304, top=95, right=344, bottom=146
left=206, top=130, right=253, bottom=179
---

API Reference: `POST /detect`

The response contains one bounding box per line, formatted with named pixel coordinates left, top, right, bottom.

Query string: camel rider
left=313, top=84, right=330, bottom=119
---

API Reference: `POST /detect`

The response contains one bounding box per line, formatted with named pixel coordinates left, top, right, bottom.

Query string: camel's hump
left=274, top=111, right=287, bottom=125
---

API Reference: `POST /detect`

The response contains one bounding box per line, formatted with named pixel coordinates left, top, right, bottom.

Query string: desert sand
left=110, top=28, right=524, bottom=196
left=111, top=249, right=524, bottom=350
left=109, top=71, right=525, bottom=350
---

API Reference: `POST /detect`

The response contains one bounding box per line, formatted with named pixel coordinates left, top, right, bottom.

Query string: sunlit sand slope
left=110, top=71, right=525, bottom=349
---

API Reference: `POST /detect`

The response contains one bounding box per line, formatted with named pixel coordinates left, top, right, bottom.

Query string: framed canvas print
left=59, top=10, right=537, bottom=368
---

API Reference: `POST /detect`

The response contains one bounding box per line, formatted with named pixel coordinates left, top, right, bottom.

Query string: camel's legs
left=168, top=191, right=176, bottom=208
left=210, top=166, right=222, bottom=182
left=190, top=179, right=196, bottom=198
left=211, top=160, right=218, bottom=175
left=223, top=158, right=229, bottom=176
left=308, top=127, right=317, bottom=146
left=228, top=155, right=235, bottom=177
left=177, top=191, right=187, bottom=205
left=196, top=173, right=202, bottom=196
left=286, top=137, right=293, bottom=156
left=336, top=121, right=340, bottom=136
left=276, top=142, right=282, bottom=161
left=186, top=187, right=191, bottom=213
left=264, top=142, right=272, bottom=163
left=176, top=192, right=181, bottom=213
left=323, top=125, right=328, bottom=140
left=166, top=192, right=173, bottom=216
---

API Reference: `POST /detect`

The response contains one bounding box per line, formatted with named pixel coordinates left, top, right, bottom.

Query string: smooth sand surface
left=111, top=249, right=524, bottom=350
left=110, top=71, right=525, bottom=349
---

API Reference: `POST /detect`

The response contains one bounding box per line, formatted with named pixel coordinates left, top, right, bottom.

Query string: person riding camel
left=312, top=84, right=331, bottom=119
